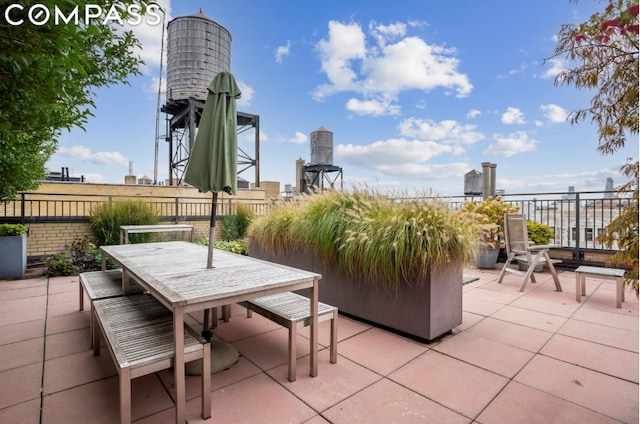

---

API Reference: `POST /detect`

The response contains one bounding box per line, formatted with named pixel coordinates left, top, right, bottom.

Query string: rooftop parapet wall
left=2, top=182, right=269, bottom=260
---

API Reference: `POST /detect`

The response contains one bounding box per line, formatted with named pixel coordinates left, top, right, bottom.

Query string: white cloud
left=377, top=162, right=470, bottom=179
left=361, top=36, right=472, bottom=97
left=57, top=146, right=129, bottom=167
left=288, top=131, right=308, bottom=144
left=466, top=109, right=481, bottom=119
left=541, top=58, right=567, bottom=79
left=240, top=129, right=268, bottom=143
left=314, top=20, right=472, bottom=113
left=540, top=104, right=568, bottom=123
left=398, top=118, right=484, bottom=145
left=338, top=138, right=453, bottom=165
left=497, top=63, right=527, bottom=79
left=142, top=75, right=166, bottom=97
left=501, top=107, right=526, bottom=125
left=369, top=21, right=407, bottom=46
left=128, top=0, right=172, bottom=71
left=275, top=40, right=291, bottom=63
left=346, top=98, right=401, bottom=116
left=336, top=138, right=459, bottom=178
left=236, top=81, right=254, bottom=107
left=314, top=21, right=367, bottom=98
left=484, top=131, right=538, bottom=157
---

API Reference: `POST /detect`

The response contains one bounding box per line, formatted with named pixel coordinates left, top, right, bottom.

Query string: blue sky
left=47, top=0, right=638, bottom=196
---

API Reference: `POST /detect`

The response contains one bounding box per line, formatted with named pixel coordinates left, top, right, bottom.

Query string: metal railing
left=1, top=189, right=632, bottom=266
left=0, top=192, right=272, bottom=224
left=393, top=190, right=632, bottom=265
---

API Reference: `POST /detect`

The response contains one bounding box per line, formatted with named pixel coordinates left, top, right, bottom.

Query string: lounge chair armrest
left=527, top=244, right=557, bottom=251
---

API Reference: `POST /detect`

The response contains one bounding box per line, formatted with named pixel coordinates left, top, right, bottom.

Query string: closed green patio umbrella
left=184, top=71, right=241, bottom=268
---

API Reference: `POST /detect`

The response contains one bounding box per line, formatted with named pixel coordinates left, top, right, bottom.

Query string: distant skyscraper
left=604, top=177, right=614, bottom=198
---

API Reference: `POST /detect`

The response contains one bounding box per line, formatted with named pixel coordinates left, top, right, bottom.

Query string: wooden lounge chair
left=497, top=213, right=562, bottom=292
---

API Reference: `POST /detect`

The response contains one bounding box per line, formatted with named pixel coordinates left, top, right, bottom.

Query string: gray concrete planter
left=0, top=233, right=27, bottom=279
left=474, top=246, right=500, bottom=269
left=250, top=239, right=462, bottom=341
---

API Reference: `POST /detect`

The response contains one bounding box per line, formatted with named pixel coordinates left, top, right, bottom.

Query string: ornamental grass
left=249, top=189, right=477, bottom=294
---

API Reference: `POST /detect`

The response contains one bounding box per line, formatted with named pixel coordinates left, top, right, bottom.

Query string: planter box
left=250, top=240, right=462, bottom=341
left=0, top=233, right=27, bottom=279
left=474, top=247, right=500, bottom=269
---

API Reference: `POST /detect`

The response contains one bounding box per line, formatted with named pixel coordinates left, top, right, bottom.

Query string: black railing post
left=574, top=193, right=581, bottom=261
left=20, top=193, right=25, bottom=225
left=175, top=198, right=179, bottom=223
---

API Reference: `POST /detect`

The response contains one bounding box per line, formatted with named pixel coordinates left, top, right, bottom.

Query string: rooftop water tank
left=166, top=11, right=231, bottom=102
left=310, top=127, right=333, bottom=165
left=464, top=169, right=483, bottom=196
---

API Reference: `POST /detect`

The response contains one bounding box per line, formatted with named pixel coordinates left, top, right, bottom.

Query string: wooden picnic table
left=100, top=241, right=321, bottom=424
left=119, top=224, right=194, bottom=244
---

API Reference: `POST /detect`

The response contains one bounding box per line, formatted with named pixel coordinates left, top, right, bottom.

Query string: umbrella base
left=185, top=340, right=239, bottom=375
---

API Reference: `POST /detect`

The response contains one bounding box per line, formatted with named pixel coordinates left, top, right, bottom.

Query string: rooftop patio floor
left=0, top=266, right=637, bottom=423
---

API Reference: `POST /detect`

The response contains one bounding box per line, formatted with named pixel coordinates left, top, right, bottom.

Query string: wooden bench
left=92, top=294, right=211, bottom=424
left=79, top=270, right=143, bottom=347
left=238, top=292, right=338, bottom=382
left=119, top=224, right=194, bottom=244
left=575, top=265, right=626, bottom=308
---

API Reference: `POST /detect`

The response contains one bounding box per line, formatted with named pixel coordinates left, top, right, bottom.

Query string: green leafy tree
left=548, top=0, right=638, bottom=293
left=0, top=0, right=160, bottom=201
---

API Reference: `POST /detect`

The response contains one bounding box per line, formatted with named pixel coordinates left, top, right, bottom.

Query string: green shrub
left=195, top=237, right=249, bottom=256
left=89, top=201, right=160, bottom=246
left=221, top=203, right=255, bottom=241
left=249, top=189, right=476, bottom=294
left=215, top=240, right=249, bottom=255
left=527, top=221, right=555, bottom=245
left=458, top=196, right=520, bottom=248
left=0, top=223, right=28, bottom=236
left=42, top=237, right=117, bottom=276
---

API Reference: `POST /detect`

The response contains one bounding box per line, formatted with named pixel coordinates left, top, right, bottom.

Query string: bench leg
left=90, top=304, right=94, bottom=348
left=91, top=306, right=100, bottom=353
left=330, top=310, right=338, bottom=364
left=288, top=324, right=296, bottom=382
left=120, top=367, right=131, bottom=424
left=79, top=279, right=84, bottom=311
left=575, top=272, right=581, bottom=302
left=616, top=277, right=624, bottom=308
left=201, top=342, right=211, bottom=419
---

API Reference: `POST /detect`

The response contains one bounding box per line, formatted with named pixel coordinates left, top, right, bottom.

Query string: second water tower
left=301, top=126, right=343, bottom=193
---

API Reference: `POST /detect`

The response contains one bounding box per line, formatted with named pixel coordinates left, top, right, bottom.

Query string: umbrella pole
left=207, top=192, right=217, bottom=269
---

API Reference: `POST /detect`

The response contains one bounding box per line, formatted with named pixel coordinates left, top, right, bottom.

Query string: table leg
left=174, top=308, right=186, bottom=424
left=122, top=271, right=130, bottom=294
left=310, top=278, right=318, bottom=377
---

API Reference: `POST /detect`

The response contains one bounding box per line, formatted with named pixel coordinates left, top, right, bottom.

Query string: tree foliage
left=549, top=0, right=638, bottom=293
left=0, top=0, right=157, bottom=201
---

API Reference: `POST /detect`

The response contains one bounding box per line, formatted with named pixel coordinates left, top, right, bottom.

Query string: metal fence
left=1, top=189, right=632, bottom=266
left=392, top=190, right=631, bottom=264
left=0, top=192, right=272, bottom=224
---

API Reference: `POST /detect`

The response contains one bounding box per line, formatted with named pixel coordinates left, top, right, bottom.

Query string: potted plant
left=0, top=223, right=28, bottom=279
left=459, top=197, right=520, bottom=269
left=518, top=221, right=556, bottom=272
left=248, top=189, right=477, bottom=341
